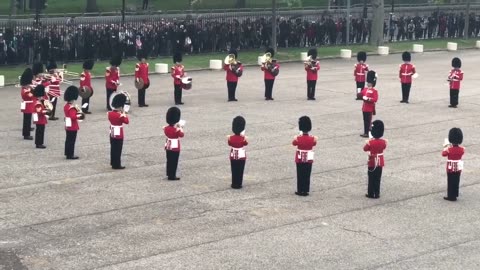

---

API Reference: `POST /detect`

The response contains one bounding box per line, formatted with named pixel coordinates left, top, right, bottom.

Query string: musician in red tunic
left=80, top=60, right=94, bottom=114
left=171, top=52, right=185, bottom=105
left=31, top=62, right=44, bottom=87
left=46, top=60, right=61, bottom=120
left=109, top=94, right=130, bottom=169
left=292, top=116, right=318, bottom=196
left=32, top=85, right=48, bottom=148
left=164, top=107, right=184, bottom=180
left=224, top=49, right=244, bottom=102
left=399, top=52, right=416, bottom=103
left=20, top=68, right=35, bottom=140
left=448, top=57, right=464, bottom=108
left=360, top=71, right=379, bottom=138
left=105, top=55, right=122, bottom=111
left=354, top=51, right=368, bottom=100
left=363, top=120, right=387, bottom=199
left=135, top=51, right=150, bottom=107
left=228, top=116, right=248, bottom=189
left=64, top=86, right=83, bottom=160
left=442, top=128, right=465, bottom=201
left=305, top=48, right=320, bottom=100
left=261, top=48, right=280, bottom=101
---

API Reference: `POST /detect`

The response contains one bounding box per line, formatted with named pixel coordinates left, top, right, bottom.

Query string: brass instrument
left=261, top=52, right=278, bottom=76
left=260, top=52, right=272, bottom=65
left=224, top=54, right=237, bottom=65
left=109, top=91, right=132, bottom=113
left=304, top=57, right=317, bottom=69
left=42, top=99, right=54, bottom=116
left=74, top=104, right=86, bottom=120
left=225, top=54, right=242, bottom=77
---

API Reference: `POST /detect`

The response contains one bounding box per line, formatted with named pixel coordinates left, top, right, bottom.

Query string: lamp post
left=121, top=0, right=125, bottom=25
left=272, top=0, right=277, bottom=52
left=346, top=0, right=351, bottom=45
left=464, top=0, right=471, bottom=39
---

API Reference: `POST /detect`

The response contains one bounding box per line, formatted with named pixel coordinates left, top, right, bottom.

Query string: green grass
left=1, top=38, right=476, bottom=85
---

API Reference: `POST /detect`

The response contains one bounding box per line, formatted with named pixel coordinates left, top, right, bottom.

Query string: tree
left=369, top=0, right=384, bottom=46
left=86, top=0, right=98, bottom=12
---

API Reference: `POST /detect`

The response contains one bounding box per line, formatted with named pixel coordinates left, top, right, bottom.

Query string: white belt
left=401, top=73, right=412, bottom=76
left=297, top=150, right=314, bottom=161
left=166, top=138, right=179, bottom=149
left=356, top=73, right=365, bottom=75
left=447, top=160, right=464, bottom=171
left=24, top=101, right=34, bottom=103
left=110, top=125, right=123, bottom=136
left=231, top=147, right=246, bottom=159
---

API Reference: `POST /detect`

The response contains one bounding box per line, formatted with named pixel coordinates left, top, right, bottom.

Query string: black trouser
left=227, top=81, right=238, bottom=100
left=22, top=113, right=32, bottom=137
left=447, top=172, right=461, bottom=198
left=65, top=130, right=77, bottom=157
left=450, top=89, right=459, bottom=106
left=106, top=89, right=116, bottom=110
left=110, top=137, right=124, bottom=168
left=362, top=111, right=373, bottom=135
left=174, top=84, right=183, bottom=104
left=356, top=81, right=365, bottom=98
left=296, top=163, right=312, bottom=193
left=138, top=83, right=149, bottom=105
left=35, top=124, right=45, bottom=146
left=367, top=167, right=383, bottom=197
left=166, top=150, right=180, bottom=179
left=264, top=79, right=274, bottom=99
left=49, top=96, right=58, bottom=118
left=82, top=97, right=90, bottom=112
left=401, top=83, right=412, bottom=102
left=231, top=159, right=245, bottom=188
left=307, top=80, right=316, bottom=99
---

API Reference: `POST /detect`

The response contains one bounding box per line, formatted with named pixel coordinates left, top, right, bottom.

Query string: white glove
left=362, top=96, right=369, bottom=101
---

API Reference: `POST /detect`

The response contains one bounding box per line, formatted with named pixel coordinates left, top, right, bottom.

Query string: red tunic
left=292, top=134, right=317, bottom=164
left=21, top=86, right=36, bottom=113
left=105, top=67, right=120, bottom=90
left=442, top=146, right=465, bottom=173
left=164, top=125, right=184, bottom=152
left=354, top=63, right=369, bottom=82
left=228, top=135, right=248, bottom=160
left=108, top=110, right=129, bottom=139
left=261, top=62, right=280, bottom=80
left=135, top=62, right=149, bottom=85
left=399, top=63, right=416, bottom=84
left=448, top=69, right=463, bottom=90
left=33, top=101, right=48, bottom=125
left=64, top=103, right=79, bottom=131
left=224, top=64, right=244, bottom=82
left=363, top=139, right=387, bottom=167
left=171, top=65, right=185, bottom=85
left=48, top=73, right=62, bottom=98
left=361, top=87, right=378, bottom=113
left=80, top=70, right=93, bottom=93
left=305, top=61, right=320, bottom=81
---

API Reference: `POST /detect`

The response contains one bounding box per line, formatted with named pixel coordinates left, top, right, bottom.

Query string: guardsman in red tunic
left=80, top=60, right=94, bottom=114
left=20, top=68, right=35, bottom=140
left=292, top=116, right=318, bottom=196
left=442, top=128, right=465, bottom=201
left=135, top=51, right=150, bottom=107
left=108, top=93, right=130, bottom=169
left=448, top=57, right=464, bottom=108
left=105, top=55, right=122, bottom=111
left=46, top=60, right=61, bottom=120
left=164, top=107, right=184, bottom=180
left=171, top=52, right=185, bottom=105
left=354, top=51, right=368, bottom=100
left=399, top=52, right=417, bottom=103
left=363, top=120, right=387, bottom=199
left=32, top=84, right=48, bottom=148
left=228, top=116, right=248, bottom=189
left=31, top=62, right=44, bottom=88
left=64, top=86, right=84, bottom=160
left=261, top=48, right=280, bottom=100
left=305, top=48, right=320, bottom=100
left=360, top=71, right=379, bottom=138
left=224, top=49, right=244, bottom=102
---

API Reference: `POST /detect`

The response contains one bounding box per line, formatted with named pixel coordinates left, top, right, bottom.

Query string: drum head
left=135, top=78, right=144, bottom=89
left=79, top=86, right=93, bottom=99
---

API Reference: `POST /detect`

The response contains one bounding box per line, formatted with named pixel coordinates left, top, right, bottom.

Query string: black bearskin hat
left=83, top=59, right=94, bottom=70
left=20, top=68, right=34, bottom=86
left=137, top=50, right=147, bottom=61
left=46, top=59, right=57, bottom=71
left=367, top=70, right=377, bottom=86
left=64, top=86, right=79, bottom=101
left=110, top=55, right=122, bottom=67
left=229, top=48, right=238, bottom=59
left=232, top=116, right=246, bottom=135
left=357, top=51, right=367, bottom=62
left=308, top=48, right=318, bottom=59
left=371, top=120, right=384, bottom=139
left=402, top=51, right=411, bottom=62
left=173, top=51, right=183, bottom=63
left=452, top=57, right=462, bottom=68
left=32, top=62, right=44, bottom=76
left=166, top=106, right=181, bottom=126
left=32, top=84, right=45, bottom=97
left=112, top=94, right=127, bottom=109
left=265, top=48, right=275, bottom=58
left=448, top=127, right=463, bottom=145
left=298, top=116, right=312, bottom=133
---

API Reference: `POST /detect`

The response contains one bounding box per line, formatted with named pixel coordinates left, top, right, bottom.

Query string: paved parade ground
left=1, top=50, right=480, bottom=269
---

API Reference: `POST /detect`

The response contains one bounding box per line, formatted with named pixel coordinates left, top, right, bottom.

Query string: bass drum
left=79, top=85, right=93, bottom=99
